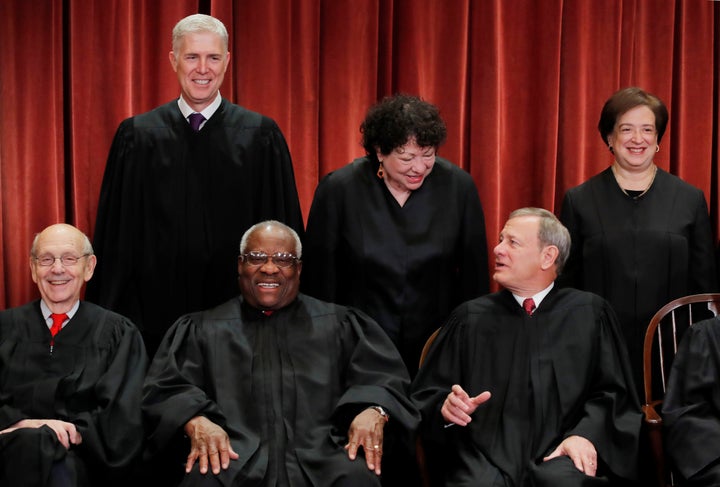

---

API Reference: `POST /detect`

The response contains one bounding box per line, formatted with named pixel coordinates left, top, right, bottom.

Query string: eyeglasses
left=34, top=254, right=91, bottom=267
left=240, top=251, right=298, bottom=268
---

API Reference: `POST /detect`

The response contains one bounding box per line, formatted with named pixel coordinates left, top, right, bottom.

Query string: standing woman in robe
left=302, top=94, right=489, bottom=376
left=559, top=87, right=718, bottom=397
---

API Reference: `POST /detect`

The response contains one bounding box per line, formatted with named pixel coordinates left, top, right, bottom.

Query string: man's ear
left=168, top=51, right=178, bottom=72
left=540, top=245, right=559, bottom=271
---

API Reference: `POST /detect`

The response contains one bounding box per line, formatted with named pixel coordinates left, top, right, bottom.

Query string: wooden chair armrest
left=642, top=402, right=667, bottom=486
left=642, top=402, right=663, bottom=425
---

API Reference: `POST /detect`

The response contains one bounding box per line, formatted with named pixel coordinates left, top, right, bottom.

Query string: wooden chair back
left=642, top=293, right=720, bottom=486
left=416, top=328, right=441, bottom=487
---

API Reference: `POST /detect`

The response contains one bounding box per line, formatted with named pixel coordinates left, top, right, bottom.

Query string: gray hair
left=508, top=207, right=570, bottom=274
left=239, top=220, right=302, bottom=258
left=172, top=14, right=229, bottom=53
left=30, top=224, right=94, bottom=257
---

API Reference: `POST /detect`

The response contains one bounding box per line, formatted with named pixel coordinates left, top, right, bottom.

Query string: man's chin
left=492, top=272, right=509, bottom=287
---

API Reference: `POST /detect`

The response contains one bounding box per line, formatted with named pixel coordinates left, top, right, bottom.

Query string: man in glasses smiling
left=143, top=220, right=419, bottom=486
left=0, top=223, right=147, bottom=487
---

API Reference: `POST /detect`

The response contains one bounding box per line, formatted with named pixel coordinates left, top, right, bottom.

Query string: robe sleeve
left=254, top=119, right=305, bottom=235
left=142, top=315, right=225, bottom=456
left=562, top=301, right=641, bottom=480
left=73, top=318, right=148, bottom=470
left=457, top=177, right=490, bottom=299
left=333, top=308, right=421, bottom=445
left=662, top=318, right=720, bottom=479
left=85, top=119, right=141, bottom=317
left=301, top=172, right=342, bottom=302
left=688, top=192, right=718, bottom=293
left=557, top=190, right=582, bottom=289
left=410, top=310, right=469, bottom=445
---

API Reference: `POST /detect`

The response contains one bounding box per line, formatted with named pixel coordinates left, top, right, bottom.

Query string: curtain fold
left=1, top=0, right=718, bottom=308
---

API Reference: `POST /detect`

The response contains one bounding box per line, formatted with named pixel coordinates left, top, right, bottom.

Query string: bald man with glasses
left=143, top=220, right=419, bottom=487
left=0, top=223, right=147, bottom=487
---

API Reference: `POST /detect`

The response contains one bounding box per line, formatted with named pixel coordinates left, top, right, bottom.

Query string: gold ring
left=374, top=445, right=379, bottom=449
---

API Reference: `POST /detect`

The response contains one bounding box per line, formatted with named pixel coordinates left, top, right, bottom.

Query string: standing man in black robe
left=411, top=208, right=641, bottom=486
left=142, top=220, right=419, bottom=487
left=0, top=224, right=147, bottom=487
left=87, top=14, right=304, bottom=357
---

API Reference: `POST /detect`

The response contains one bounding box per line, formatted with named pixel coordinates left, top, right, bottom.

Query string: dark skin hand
left=183, top=416, right=240, bottom=475
left=344, top=408, right=388, bottom=475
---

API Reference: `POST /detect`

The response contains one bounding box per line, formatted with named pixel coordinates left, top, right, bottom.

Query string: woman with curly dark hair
left=302, top=94, right=489, bottom=376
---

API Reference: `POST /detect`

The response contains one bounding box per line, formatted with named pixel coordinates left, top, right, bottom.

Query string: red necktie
left=50, top=313, right=67, bottom=338
left=522, top=298, right=536, bottom=316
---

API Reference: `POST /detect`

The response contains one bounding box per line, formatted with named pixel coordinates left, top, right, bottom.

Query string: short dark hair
left=360, top=94, right=447, bottom=161
left=598, top=87, right=669, bottom=145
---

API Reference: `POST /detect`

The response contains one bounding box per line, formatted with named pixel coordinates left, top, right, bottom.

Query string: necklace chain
left=612, top=165, right=657, bottom=199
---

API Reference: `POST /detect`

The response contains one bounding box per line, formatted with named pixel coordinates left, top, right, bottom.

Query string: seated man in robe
left=411, top=208, right=641, bottom=486
left=663, top=315, right=720, bottom=485
left=142, top=220, right=419, bottom=487
left=0, top=223, right=148, bottom=487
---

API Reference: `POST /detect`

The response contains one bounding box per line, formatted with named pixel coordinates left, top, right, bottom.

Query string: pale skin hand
left=183, top=416, right=239, bottom=475
left=344, top=408, right=387, bottom=475
left=543, top=435, right=597, bottom=477
left=0, top=419, right=82, bottom=449
left=441, top=384, right=492, bottom=426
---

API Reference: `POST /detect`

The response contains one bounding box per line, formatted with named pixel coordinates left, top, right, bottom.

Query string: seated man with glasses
left=0, top=223, right=147, bottom=487
left=142, top=220, right=419, bottom=487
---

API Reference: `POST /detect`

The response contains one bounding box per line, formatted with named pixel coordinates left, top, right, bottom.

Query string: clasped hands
left=184, top=407, right=388, bottom=477
left=441, top=384, right=598, bottom=477
left=0, top=418, right=82, bottom=449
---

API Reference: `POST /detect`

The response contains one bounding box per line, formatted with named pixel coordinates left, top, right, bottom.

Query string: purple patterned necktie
left=188, top=113, right=205, bottom=131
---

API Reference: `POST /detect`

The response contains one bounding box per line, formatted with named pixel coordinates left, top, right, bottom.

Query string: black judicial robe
left=559, top=167, right=717, bottom=397
left=301, top=156, right=489, bottom=374
left=663, top=317, right=720, bottom=482
left=411, top=288, right=641, bottom=486
left=142, top=294, right=420, bottom=487
left=87, top=99, right=304, bottom=355
left=0, top=300, right=148, bottom=486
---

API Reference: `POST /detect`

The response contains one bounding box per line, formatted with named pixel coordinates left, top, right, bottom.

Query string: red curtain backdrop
left=1, top=0, right=718, bottom=307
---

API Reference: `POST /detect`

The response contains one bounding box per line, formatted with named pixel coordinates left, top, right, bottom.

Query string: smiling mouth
left=193, top=79, right=210, bottom=85
left=258, top=283, right=279, bottom=289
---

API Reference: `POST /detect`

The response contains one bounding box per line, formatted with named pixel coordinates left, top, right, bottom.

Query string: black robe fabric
left=86, top=99, right=304, bottom=356
left=301, top=156, right=489, bottom=374
left=0, top=300, right=148, bottom=486
left=663, top=316, right=720, bottom=482
left=559, top=167, right=718, bottom=397
left=411, top=288, right=641, bottom=486
left=142, top=294, right=420, bottom=487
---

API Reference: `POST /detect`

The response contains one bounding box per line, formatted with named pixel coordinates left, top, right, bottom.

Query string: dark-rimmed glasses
left=240, top=251, right=298, bottom=268
left=34, top=254, right=91, bottom=267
